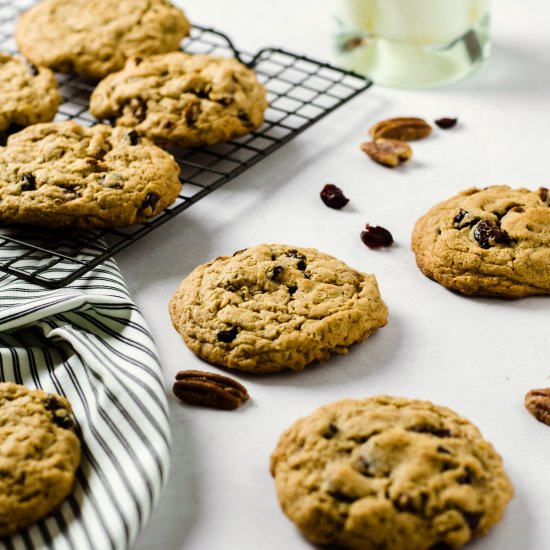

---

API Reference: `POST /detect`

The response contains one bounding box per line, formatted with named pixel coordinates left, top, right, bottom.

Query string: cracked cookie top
left=270, top=395, right=513, bottom=550
left=169, top=244, right=387, bottom=373
left=90, top=52, right=268, bottom=148
left=16, top=0, right=190, bottom=79
left=0, top=382, right=81, bottom=537
left=412, top=185, right=550, bottom=297
left=0, top=53, right=60, bottom=133
left=0, top=121, right=181, bottom=228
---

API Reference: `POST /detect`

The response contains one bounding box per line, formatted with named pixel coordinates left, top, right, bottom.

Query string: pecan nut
left=369, top=117, right=432, bottom=141
left=525, top=388, right=550, bottom=426
left=361, top=138, right=412, bottom=168
left=173, top=370, right=249, bottom=410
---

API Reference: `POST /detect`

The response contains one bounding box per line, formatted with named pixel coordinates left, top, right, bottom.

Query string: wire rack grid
left=0, top=0, right=372, bottom=288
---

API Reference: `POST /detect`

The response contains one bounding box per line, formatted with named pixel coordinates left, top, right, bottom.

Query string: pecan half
left=361, top=138, right=412, bottom=168
left=525, top=388, right=550, bottom=426
left=369, top=117, right=432, bottom=141
left=173, top=370, right=249, bottom=410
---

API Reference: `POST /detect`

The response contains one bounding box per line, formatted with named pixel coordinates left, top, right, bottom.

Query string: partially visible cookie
left=412, top=185, right=550, bottom=297
left=0, top=53, right=60, bottom=133
left=0, top=121, right=182, bottom=228
left=0, top=382, right=81, bottom=537
left=16, top=0, right=190, bottom=79
left=90, top=52, right=268, bottom=147
left=270, top=395, right=514, bottom=550
left=169, top=244, right=387, bottom=373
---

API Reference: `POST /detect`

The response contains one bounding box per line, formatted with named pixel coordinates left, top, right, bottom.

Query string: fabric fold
left=0, top=258, right=171, bottom=550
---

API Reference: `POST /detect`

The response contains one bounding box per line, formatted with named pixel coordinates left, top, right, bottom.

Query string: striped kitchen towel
left=0, top=257, right=171, bottom=550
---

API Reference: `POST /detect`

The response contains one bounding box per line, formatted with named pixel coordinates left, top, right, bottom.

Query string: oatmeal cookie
left=0, top=382, right=81, bottom=537
left=270, top=395, right=514, bottom=550
left=16, top=0, right=190, bottom=79
left=0, top=121, right=181, bottom=228
left=90, top=52, right=268, bottom=147
left=169, top=244, right=387, bottom=373
left=0, top=53, right=60, bottom=133
left=412, top=185, right=550, bottom=297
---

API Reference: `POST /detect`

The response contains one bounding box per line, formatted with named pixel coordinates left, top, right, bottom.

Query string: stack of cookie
left=0, top=0, right=271, bottom=538
left=0, top=0, right=268, bottom=229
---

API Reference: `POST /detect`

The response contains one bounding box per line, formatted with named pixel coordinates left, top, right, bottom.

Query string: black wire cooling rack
left=0, top=0, right=372, bottom=289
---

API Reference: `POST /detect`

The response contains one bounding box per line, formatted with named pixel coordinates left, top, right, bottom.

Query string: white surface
left=120, top=1, right=550, bottom=549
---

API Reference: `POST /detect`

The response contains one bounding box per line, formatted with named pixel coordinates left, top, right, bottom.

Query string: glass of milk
left=333, top=0, right=491, bottom=88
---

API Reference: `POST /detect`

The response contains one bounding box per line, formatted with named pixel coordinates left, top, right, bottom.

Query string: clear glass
left=332, top=0, right=491, bottom=88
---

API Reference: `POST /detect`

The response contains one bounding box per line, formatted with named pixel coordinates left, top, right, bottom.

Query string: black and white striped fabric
left=0, top=258, right=170, bottom=550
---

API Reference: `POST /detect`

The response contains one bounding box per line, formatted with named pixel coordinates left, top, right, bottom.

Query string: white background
left=121, top=1, right=550, bottom=549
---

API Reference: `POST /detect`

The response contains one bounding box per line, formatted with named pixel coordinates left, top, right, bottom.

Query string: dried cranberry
left=53, top=414, right=73, bottom=429
left=185, top=103, right=201, bottom=126
left=355, top=456, right=372, bottom=476
left=44, top=395, right=63, bottom=411
left=44, top=396, right=73, bottom=429
left=409, top=425, right=452, bottom=438
left=126, top=130, right=140, bottom=145
left=453, top=209, right=468, bottom=226
left=217, top=96, right=233, bottom=106
left=20, top=173, right=36, bottom=191
left=394, top=493, right=415, bottom=513
left=237, top=110, right=252, bottom=126
left=129, top=97, right=147, bottom=122
left=435, top=117, right=458, bottom=129
left=270, top=265, right=284, bottom=279
left=217, top=327, right=238, bottom=343
left=193, top=88, right=211, bottom=100
left=322, top=423, right=338, bottom=439
left=461, top=511, right=482, bottom=531
left=473, top=219, right=507, bottom=249
left=328, top=490, right=356, bottom=503
left=140, top=192, right=160, bottom=213
left=285, top=250, right=306, bottom=260
left=458, top=467, right=475, bottom=485
left=360, top=224, right=393, bottom=249
left=320, top=184, right=349, bottom=209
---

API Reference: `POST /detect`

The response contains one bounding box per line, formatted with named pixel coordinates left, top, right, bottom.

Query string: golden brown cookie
left=90, top=52, right=268, bottom=147
left=0, top=53, right=60, bottom=133
left=0, top=121, right=182, bottom=228
left=16, top=0, right=190, bottom=79
left=169, top=244, right=387, bottom=373
left=0, top=382, right=81, bottom=537
left=412, top=185, right=550, bottom=297
left=271, top=395, right=514, bottom=550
